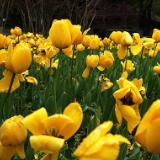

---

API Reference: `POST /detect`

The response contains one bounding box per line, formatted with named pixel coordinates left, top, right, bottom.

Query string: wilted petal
left=26, top=76, right=38, bottom=85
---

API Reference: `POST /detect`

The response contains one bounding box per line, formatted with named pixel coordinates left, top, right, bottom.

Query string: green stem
left=125, top=47, right=129, bottom=71
left=48, top=58, right=52, bottom=94
left=0, top=73, right=16, bottom=119
left=143, top=150, right=149, bottom=160
left=139, top=46, right=144, bottom=78
left=53, top=50, right=62, bottom=113
left=71, top=46, right=75, bottom=101
left=120, top=119, right=125, bottom=135
left=17, top=87, right=20, bottom=114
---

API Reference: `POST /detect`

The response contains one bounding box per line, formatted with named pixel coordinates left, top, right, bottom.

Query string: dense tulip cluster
left=0, top=19, right=160, bottom=160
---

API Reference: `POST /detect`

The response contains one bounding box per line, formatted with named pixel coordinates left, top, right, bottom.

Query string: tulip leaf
left=84, top=92, right=91, bottom=106
left=60, top=93, right=71, bottom=112
left=151, top=154, right=160, bottom=160
left=125, top=143, right=141, bottom=160
left=45, top=96, right=54, bottom=115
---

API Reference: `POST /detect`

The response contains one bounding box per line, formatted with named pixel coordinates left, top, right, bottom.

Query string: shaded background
left=0, top=0, right=160, bottom=37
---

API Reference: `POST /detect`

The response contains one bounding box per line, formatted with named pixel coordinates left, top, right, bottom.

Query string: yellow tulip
left=82, top=35, right=91, bottom=47
left=121, top=60, right=135, bottom=73
left=21, top=102, right=83, bottom=159
left=152, top=28, right=160, bottom=42
left=88, top=35, right=100, bottom=51
left=49, top=19, right=79, bottom=49
left=135, top=100, right=160, bottom=154
left=113, top=78, right=144, bottom=133
left=0, top=34, right=6, bottom=48
left=82, top=55, right=99, bottom=78
left=99, top=74, right=113, bottom=92
left=74, top=121, right=130, bottom=160
left=121, top=31, right=133, bottom=46
left=0, top=115, right=27, bottom=159
left=153, top=62, right=160, bottom=75
left=6, top=42, right=32, bottom=74
left=10, top=26, right=22, bottom=36
left=102, top=37, right=110, bottom=45
left=109, top=31, right=122, bottom=44
left=0, top=49, right=7, bottom=66
left=98, top=51, right=114, bottom=71
left=76, top=44, right=85, bottom=52
left=62, top=45, right=75, bottom=58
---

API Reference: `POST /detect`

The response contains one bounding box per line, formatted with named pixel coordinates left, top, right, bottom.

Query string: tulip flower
left=0, top=49, right=7, bottom=66
left=102, top=37, right=110, bottom=45
left=153, top=62, right=160, bottom=75
left=82, top=55, right=99, bottom=78
left=113, top=76, right=145, bottom=133
left=0, top=115, right=27, bottom=159
left=98, top=51, right=114, bottom=71
left=0, top=42, right=36, bottom=92
left=74, top=121, right=130, bottom=160
left=135, top=100, right=160, bottom=154
left=49, top=19, right=80, bottom=49
left=10, top=26, right=22, bottom=36
left=76, top=44, right=85, bottom=52
left=0, top=34, right=6, bottom=49
left=82, top=35, right=91, bottom=48
left=109, top=31, right=122, bottom=44
left=21, top=102, right=83, bottom=160
left=121, top=60, right=135, bottom=73
left=99, top=74, right=113, bottom=92
left=117, top=31, right=133, bottom=59
left=88, top=35, right=100, bottom=51
left=152, top=28, right=160, bottom=42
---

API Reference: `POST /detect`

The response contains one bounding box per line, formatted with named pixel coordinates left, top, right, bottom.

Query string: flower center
left=120, top=92, right=134, bottom=105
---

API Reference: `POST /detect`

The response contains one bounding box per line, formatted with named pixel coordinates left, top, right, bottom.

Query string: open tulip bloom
left=21, top=102, right=83, bottom=159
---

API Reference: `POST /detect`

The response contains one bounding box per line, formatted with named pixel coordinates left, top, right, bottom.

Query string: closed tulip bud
left=6, top=42, right=32, bottom=74
left=76, top=44, right=85, bottom=52
left=86, top=55, right=99, bottom=68
left=10, top=27, right=22, bottom=36
left=109, top=31, right=122, bottom=44
left=99, top=51, right=114, bottom=70
left=153, top=62, right=160, bottom=75
left=102, top=37, right=110, bottom=45
left=82, top=35, right=91, bottom=47
left=49, top=19, right=79, bottom=49
left=121, top=31, right=133, bottom=46
left=0, top=49, right=7, bottom=66
left=89, top=35, right=100, bottom=50
left=135, top=100, right=160, bottom=154
left=0, top=34, right=6, bottom=49
left=152, top=29, right=160, bottom=42
left=0, top=115, right=27, bottom=159
left=0, top=115, right=27, bottom=147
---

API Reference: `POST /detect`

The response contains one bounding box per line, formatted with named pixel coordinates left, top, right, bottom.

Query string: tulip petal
left=62, top=102, right=83, bottom=140
left=16, top=142, right=26, bottom=159
left=82, top=67, right=91, bottom=78
left=30, top=135, right=64, bottom=154
left=26, top=76, right=38, bottom=85
left=115, top=105, right=123, bottom=128
left=0, top=70, right=20, bottom=93
left=118, top=105, right=140, bottom=133
left=42, top=114, right=74, bottom=139
left=97, top=66, right=105, bottom=71
left=21, top=108, right=48, bottom=135
left=146, top=118, right=160, bottom=153
left=130, top=45, right=142, bottom=55
left=0, top=141, right=16, bottom=160
left=74, top=121, right=113, bottom=157
left=117, top=45, right=127, bottom=59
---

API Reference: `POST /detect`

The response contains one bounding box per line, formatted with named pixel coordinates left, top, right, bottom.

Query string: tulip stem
left=71, top=46, right=75, bottom=101
left=139, top=46, right=144, bottom=78
left=48, top=58, right=52, bottom=94
left=53, top=50, right=62, bottom=113
left=143, top=150, right=149, bottom=160
left=125, top=47, right=129, bottom=71
left=0, top=73, right=16, bottom=119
